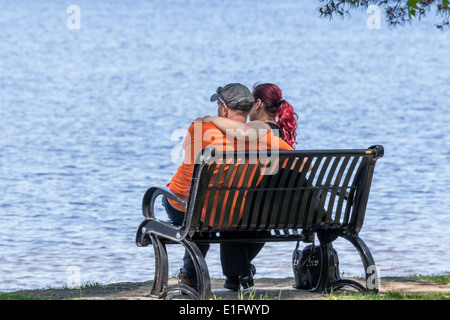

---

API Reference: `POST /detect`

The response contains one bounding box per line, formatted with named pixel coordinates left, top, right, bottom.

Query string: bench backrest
left=184, top=145, right=383, bottom=237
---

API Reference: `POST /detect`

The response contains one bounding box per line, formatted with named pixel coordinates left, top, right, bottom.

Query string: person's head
left=210, top=83, right=254, bottom=120
left=250, top=83, right=298, bottom=147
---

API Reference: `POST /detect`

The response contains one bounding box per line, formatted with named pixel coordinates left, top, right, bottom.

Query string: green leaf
left=443, top=0, right=450, bottom=9
left=407, top=0, right=420, bottom=19
left=408, top=0, right=420, bottom=9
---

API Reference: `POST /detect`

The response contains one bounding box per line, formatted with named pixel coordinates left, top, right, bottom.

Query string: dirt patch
left=9, top=277, right=450, bottom=300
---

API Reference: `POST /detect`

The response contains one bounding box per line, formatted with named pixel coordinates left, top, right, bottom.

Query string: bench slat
left=324, top=156, right=351, bottom=224
left=260, top=158, right=287, bottom=230
left=239, top=161, right=263, bottom=230
left=267, top=156, right=298, bottom=229
left=222, top=158, right=248, bottom=230
left=347, top=156, right=371, bottom=227
left=314, top=156, right=342, bottom=227
left=307, top=156, right=333, bottom=228
left=213, top=161, right=237, bottom=230
left=334, top=156, right=360, bottom=226
left=201, top=159, right=226, bottom=231
left=298, top=156, right=323, bottom=229
left=228, top=162, right=259, bottom=231
left=247, top=159, right=272, bottom=231
left=281, top=156, right=309, bottom=229
left=344, top=156, right=370, bottom=226
left=285, top=156, right=313, bottom=229
left=195, top=161, right=221, bottom=231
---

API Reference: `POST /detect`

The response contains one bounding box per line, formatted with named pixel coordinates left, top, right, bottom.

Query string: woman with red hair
left=250, top=82, right=298, bottom=147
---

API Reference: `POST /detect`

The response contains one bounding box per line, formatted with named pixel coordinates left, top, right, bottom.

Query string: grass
left=326, top=272, right=450, bottom=300
left=60, top=280, right=102, bottom=290
left=213, top=288, right=281, bottom=300
left=408, top=273, right=450, bottom=285
left=326, top=291, right=450, bottom=300
left=0, top=280, right=103, bottom=300
left=237, top=288, right=282, bottom=300
left=0, top=292, right=46, bottom=300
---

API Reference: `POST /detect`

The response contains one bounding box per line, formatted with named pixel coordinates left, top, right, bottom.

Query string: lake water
left=0, top=0, right=449, bottom=290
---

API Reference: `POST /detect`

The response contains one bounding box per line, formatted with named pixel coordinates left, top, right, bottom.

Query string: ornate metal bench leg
left=147, top=234, right=169, bottom=298
left=143, top=235, right=210, bottom=300
left=181, top=239, right=212, bottom=300
left=346, top=234, right=380, bottom=293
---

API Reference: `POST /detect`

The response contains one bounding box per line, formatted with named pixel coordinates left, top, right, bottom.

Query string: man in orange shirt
left=163, top=83, right=293, bottom=291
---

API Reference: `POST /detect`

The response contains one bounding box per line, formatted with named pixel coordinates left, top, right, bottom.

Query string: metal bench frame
left=136, top=145, right=384, bottom=299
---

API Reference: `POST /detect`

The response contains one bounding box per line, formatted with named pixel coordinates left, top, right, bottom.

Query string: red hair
left=252, top=83, right=298, bottom=147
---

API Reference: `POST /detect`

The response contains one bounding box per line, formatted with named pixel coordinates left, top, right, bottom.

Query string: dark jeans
left=220, top=241, right=266, bottom=278
left=161, top=196, right=210, bottom=284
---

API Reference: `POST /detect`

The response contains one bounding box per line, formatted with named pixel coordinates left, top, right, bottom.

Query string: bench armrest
left=142, top=186, right=187, bottom=219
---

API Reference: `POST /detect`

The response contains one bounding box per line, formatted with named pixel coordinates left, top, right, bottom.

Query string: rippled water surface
left=1, top=0, right=449, bottom=290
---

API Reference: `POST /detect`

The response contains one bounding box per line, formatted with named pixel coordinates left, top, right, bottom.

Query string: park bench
left=136, top=145, right=384, bottom=299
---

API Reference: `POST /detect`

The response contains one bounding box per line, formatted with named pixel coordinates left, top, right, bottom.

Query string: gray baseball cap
left=210, top=83, right=254, bottom=110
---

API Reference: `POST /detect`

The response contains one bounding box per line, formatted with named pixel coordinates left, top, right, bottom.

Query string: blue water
left=1, top=0, right=449, bottom=290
